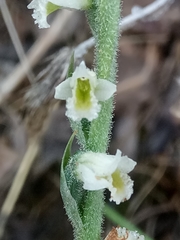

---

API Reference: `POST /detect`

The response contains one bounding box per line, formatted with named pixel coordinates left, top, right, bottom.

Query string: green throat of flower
left=46, top=2, right=60, bottom=16
left=75, top=78, right=92, bottom=110
left=112, top=170, right=124, bottom=191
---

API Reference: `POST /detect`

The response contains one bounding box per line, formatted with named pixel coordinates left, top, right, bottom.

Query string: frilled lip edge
left=27, top=0, right=50, bottom=28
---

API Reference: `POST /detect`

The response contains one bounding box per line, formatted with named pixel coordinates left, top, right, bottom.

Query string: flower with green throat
left=54, top=61, right=116, bottom=121
left=76, top=149, right=136, bottom=204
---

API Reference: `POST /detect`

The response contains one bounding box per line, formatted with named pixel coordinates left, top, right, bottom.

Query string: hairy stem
left=82, top=1, right=121, bottom=239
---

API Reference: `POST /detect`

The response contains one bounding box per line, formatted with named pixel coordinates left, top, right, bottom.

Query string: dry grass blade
left=0, top=10, right=74, bottom=105
left=24, top=47, right=73, bottom=109
left=0, top=137, right=39, bottom=239
left=0, top=0, right=173, bottom=106
left=0, top=0, right=34, bottom=83
left=128, top=157, right=168, bottom=218
left=0, top=99, right=60, bottom=238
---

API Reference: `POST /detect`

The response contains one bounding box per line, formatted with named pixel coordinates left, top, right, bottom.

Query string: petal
left=28, top=0, right=50, bottom=28
left=65, top=92, right=101, bottom=121
left=95, top=79, right=116, bottom=101
left=71, top=61, right=97, bottom=88
left=50, top=0, right=91, bottom=9
left=77, top=164, right=109, bottom=190
left=109, top=172, right=134, bottom=204
left=54, top=78, right=72, bottom=100
left=78, top=151, right=118, bottom=176
left=116, top=149, right=136, bottom=173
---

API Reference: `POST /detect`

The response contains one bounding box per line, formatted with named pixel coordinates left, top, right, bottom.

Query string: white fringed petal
left=65, top=94, right=101, bottom=121
left=109, top=172, right=134, bottom=204
left=27, top=0, right=50, bottom=28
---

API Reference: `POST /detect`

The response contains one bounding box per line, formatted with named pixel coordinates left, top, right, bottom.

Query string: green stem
left=87, top=0, right=121, bottom=152
left=82, top=1, right=121, bottom=239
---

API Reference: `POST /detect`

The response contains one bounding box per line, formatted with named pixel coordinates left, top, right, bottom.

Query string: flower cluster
left=27, top=0, right=92, bottom=28
left=116, top=227, right=145, bottom=240
left=105, top=227, right=144, bottom=240
left=76, top=150, right=136, bottom=204
left=55, top=61, right=116, bottom=121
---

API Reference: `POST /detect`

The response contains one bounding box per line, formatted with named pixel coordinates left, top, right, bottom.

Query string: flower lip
left=54, top=61, right=116, bottom=121
left=27, top=0, right=50, bottom=28
left=75, top=78, right=91, bottom=110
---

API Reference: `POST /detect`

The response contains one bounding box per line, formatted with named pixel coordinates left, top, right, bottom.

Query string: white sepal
left=95, top=79, right=116, bottom=101
left=55, top=78, right=72, bottom=100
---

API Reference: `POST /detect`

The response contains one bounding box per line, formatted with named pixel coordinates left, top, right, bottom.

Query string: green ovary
left=46, top=2, right=60, bottom=15
left=75, top=78, right=92, bottom=110
left=112, top=170, right=124, bottom=191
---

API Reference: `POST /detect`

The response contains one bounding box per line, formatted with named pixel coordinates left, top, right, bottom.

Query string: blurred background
left=0, top=0, right=180, bottom=239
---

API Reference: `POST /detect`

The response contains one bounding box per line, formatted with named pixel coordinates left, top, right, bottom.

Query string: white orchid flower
left=54, top=61, right=116, bottom=121
left=116, top=227, right=145, bottom=240
left=27, top=0, right=92, bottom=28
left=76, top=149, right=136, bottom=204
left=105, top=227, right=145, bottom=240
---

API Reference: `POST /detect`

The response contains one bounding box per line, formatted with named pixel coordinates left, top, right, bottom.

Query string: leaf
left=67, top=52, right=75, bottom=78
left=60, top=133, right=85, bottom=239
left=81, top=118, right=91, bottom=143
left=61, top=132, right=75, bottom=169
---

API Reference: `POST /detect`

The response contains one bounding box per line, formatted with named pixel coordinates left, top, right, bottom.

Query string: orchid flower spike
left=105, top=227, right=145, bottom=240
left=27, top=0, right=92, bottom=28
left=54, top=61, right=116, bottom=121
left=76, top=149, right=136, bottom=204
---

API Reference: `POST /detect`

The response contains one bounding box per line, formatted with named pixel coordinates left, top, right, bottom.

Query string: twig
left=75, top=0, right=173, bottom=56
left=0, top=10, right=74, bottom=104
left=0, top=137, right=39, bottom=239
left=25, top=47, right=72, bottom=109
left=127, top=156, right=168, bottom=218
left=0, top=0, right=172, bottom=105
left=0, top=0, right=35, bottom=83
left=120, top=0, right=173, bottom=31
left=0, top=101, right=60, bottom=238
